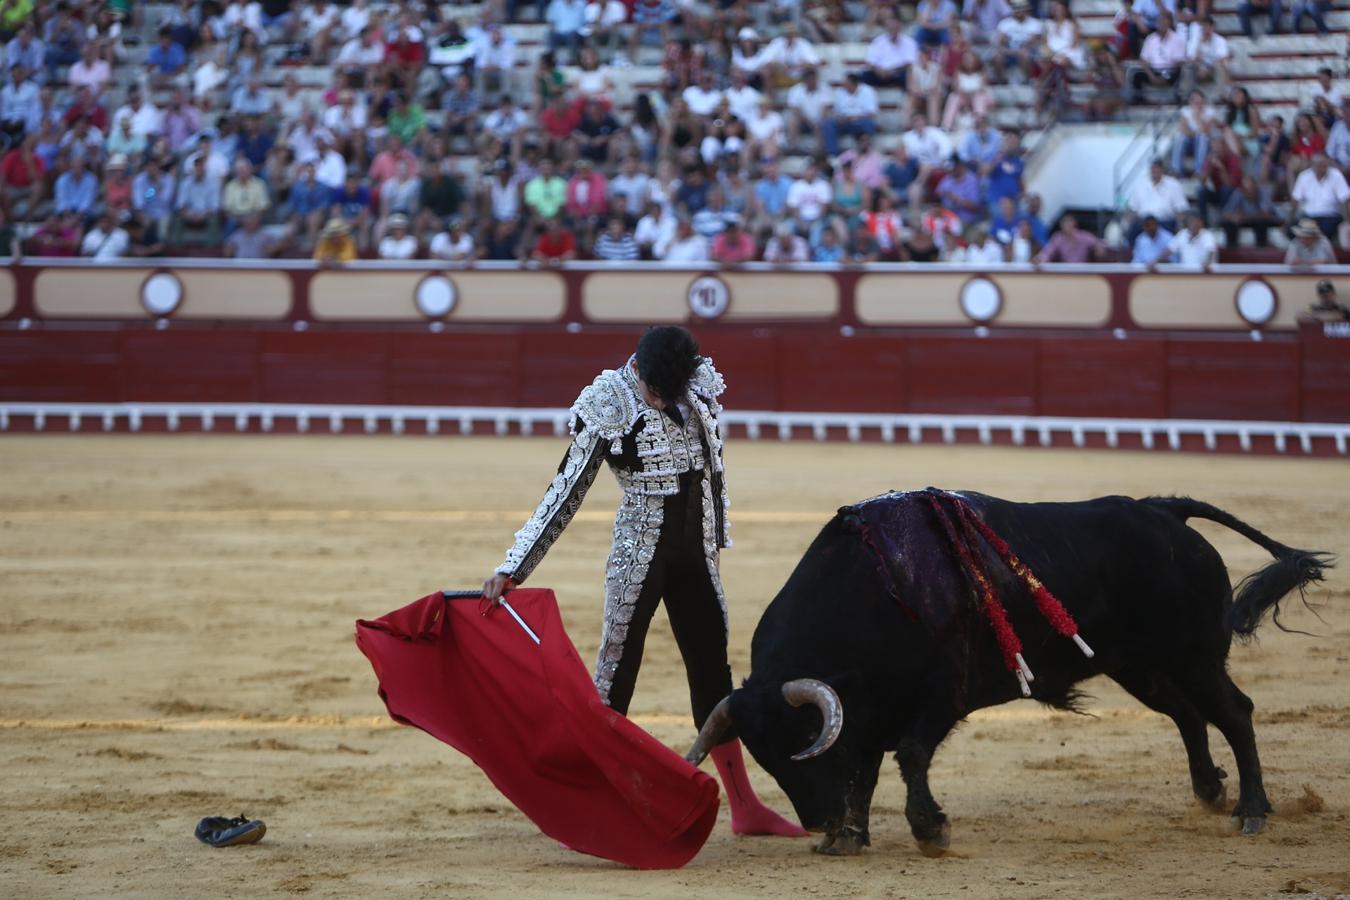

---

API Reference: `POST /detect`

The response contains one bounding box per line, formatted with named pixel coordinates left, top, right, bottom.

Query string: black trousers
left=604, top=471, right=733, bottom=729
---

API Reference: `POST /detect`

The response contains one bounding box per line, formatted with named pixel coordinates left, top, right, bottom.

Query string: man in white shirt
left=1129, top=159, right=1189, bottom=239
left=786, top=67, right=832, bottom=151
left=474, top=24, right=517, bottom=93
left=112, top=87, right=163, bottom=141
left=786, top=160, right=832, bottom=230
left=822, top=73, right=878, bottom=157
left=901, top=113, right=954, bottom=188
left=1186, top=16, right=1230, bottom=85
left=1291, top=153, right=1350, bottom=240
left=339, top=0, right=371, bottom=41
left=313, top=133, right=348, bottom=189
left=1303, top=67, right=1343, bottom=112
left=862, top=15, right=917, bottom=88
left=1132, top=11, right=1187, bottom=102
left=682, top=70, right=723, bottom=118
left=81, top=211, right=130, bottom=260
left=993, top=0, right=1044, bottom=82
left=762, top=22, right=820, bottom=83
left=608, top=156, right=651, bottom=217
left=1166, top=211, right=1217, bottom=268
left=429, top=218, right=476, bottom=261
left=377, top=213, right=419, bottom=259
left=722, top=68, right=763, bottom=123
left=744, top=98, right=786, bottom=163
left=656, top=217, right=709, bottom=262
left=335, top=26, right=386, bottom=76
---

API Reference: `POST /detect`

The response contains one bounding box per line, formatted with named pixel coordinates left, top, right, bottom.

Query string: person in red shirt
left=0, top=133, right=46, bottom=218
left=710, top=214, right=756, bottom=262
left=539, top=94, right=581, bottom=160
left=103, top=154, right=134, bottom=215
left=61, top=85, right=110, bottom=133
left=531, top=216, right=577, bottom=263
left=1287, top=112, right=1327, bottom=189
left=26, top=212, right=82, bottom=257
left=384, top=13, right=425, bottom=85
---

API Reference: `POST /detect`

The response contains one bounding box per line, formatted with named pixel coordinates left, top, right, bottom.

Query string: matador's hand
left=481, top=573, right=513, bottom=605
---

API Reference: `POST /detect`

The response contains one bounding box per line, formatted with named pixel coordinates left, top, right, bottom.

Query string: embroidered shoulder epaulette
left=688, top=357, right=726, bottom=402
left=571, top=367, right=643, bottom=443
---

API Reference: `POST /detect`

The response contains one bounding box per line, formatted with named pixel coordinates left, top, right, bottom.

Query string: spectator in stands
left=236, top=115, right=275, bottom=171
left=811, top=225, right=844, bottom=262
left=575, top=98, right=622, bottom=165
left=278, top=159, right=324, bottom=244
left=474, top=24, right=516, bottom=94
left=884, top=140, right=921, bottom=210
left=479, top=218, right=520, bottom=261
left=69, top=42, right=110, bottom=98
left=750, top=156, right=792, bottom=226
left=1292, top=153, right=1350, bottom=240
left=936, top=157, right=982, bottom=225
left=902, top=113, right=954, bottom=203
left=774, top=75, right=824, bottom=155
left=633, top=199, right=673, bottom=258
left=1131, top=214, right=1173, bottom=264
left=1165, top=210, right=1217, bottom=268
left=387, top=92, right=428, bottom=149
left=6, top=25, right=44, bottom=81
left=524, top=157, right=567, bottom=222
left=146, top=27, right=188, bottom=90
left=1255, top=114, right=1289, bottom=187
left=657, top=216, right=708, bottom=261
left=1127, top=159, right=1188, bottom=242
left=913, top=0, right=958, bottom=46
left=415, top=160, right=463, bottom=238
left=823, top=74, right=879, bottom=157
left=1197, top=124, right=1243, bottom=221
left=1238, top=0, right=1282, bottom=38
left=54, top=156, right=97, bottom=218
left=63, top=86, right=108, bottom=133
left=943, top=50, right=993, bottom=131
left=903, top=42, right=945, bottom=125
left=482, top=94, right=530, bottom=157
left=230, top=76, right=272, bottom=118
left=222, top=159, right=270, bottom=233
left=42, top=3, right=83, bottom=82
left=532, top=215, right=578, bottom=263
left=862, top=14, right=916, bottom=88
left=0, top=66, right=38, bottom=142
left=329, top=171, right=373, bottom=246
left=62, top=114, right=106, bottom=167
left=1219, top=175, right=1277, bottom=246
left=1285, top=217, right=1337, bottom=265
left=335, top=25, right=385, bottom=80
left=224, top=212, right=281, bottom=258
left=607, top=156, right=650, bottom=218
left=80, top=209, right=128, bottom=260
left=711, top=213, right=756, bottom=262
left=990, top=195, right=1021, bottom=246
left=682, top=68, right=723, bottom=119
left=1288, top=112, right=1328, bottom=189
left=375, top=213, right=417, bottom=259
left=1034, top=214, right=1106, bottom=263
left=1290, top=0, right=1330, bottom=33
left=565, top=157, right=609, bottom=241
left=106, top=115, right=146, bottom=161
left=862, top=193, right=905, bottom=259
left=763, top=221, right=809, bottom=262
left=956, top=224, right=1004, bottom=264
left=1325, top=98, right=1350, bottom=168
left=314, top=217, right=357, bottom=263
left=158, top=91, right=200, bottom=154
left=1171, top=90, right=1216, bottom=176
left=786, top=159, right=832, bottom=234
left=692, top=184, right=733, bottom=238
left=441, top=73, right=478, bottom=143
left=480, top=158, right=522, bottom=227
left=589, top=216, right=636, bottom=261
left=0, top=132, right=42, bottom=218
left=103, top=154, right=133, bottom=214
left=837, top=131, right=887, bottom=191
left=632, top=0, right=678, bottom=63
left=992, top=0, right=1043, bottom=84
left=730, top=27, right=771, bottom=89
left=763, top=22, right=820, bottom=85
left=547, top=0, right=588, bottom=63
left=1131, top=11, right=1186, bottom=103
left=26, top=212, right=79, bottom=256
left=1187, top=16, right=1230, bottom=85
left=427, top=215, right=474, bottom=261
left=722, top=67, right=763, bottom=125
left=124, top=214, right=167, bottom=258
left=379, top=158, right=421, bottom=237
left=964, top=0, right=1012, bottom=42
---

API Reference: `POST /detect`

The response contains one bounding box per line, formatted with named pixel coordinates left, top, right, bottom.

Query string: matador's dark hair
left=635, top=326, right=701, bottom=408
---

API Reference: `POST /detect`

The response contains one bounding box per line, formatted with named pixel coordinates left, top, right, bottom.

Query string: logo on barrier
left=687, top=275, right=730, bottom=319
left=1234, top=278, right=1276, bottom=327
left=959, top=276, right=1002, bottom=323
left=415, top=274, right=457, bottom=319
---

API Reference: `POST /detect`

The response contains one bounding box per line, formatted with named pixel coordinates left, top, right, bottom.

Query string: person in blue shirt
left=752, top=157, right=792, bottom=221
left=329, top=172, right=372, bottom=243
left=545, top=0, right=587, bottom=63
left=884, top=142, right=920, bottom=208
left=989, top=196, right=1021, bottom=246
left=287, top=161, right=329, bottom=245
left=145, top=27, right=187, bottom=90
left=811, top=220, right=845, bottom=262
left=54, top=155, right=97, bottom=217
left=132, top=157, right=177, bottom=232
left=1021, top=192, right=1050, bottom=245
left=1131, top=215, right=1174, bottom=264
left=960, top=117, right=1002, bottom=170
left=235, top=115, right=275, bottom=170
left=674, top=166, right=709, bottom=214
left=985, top=131, right=1025, bottom=210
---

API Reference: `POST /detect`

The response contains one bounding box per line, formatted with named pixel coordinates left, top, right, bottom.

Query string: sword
left=443, top=590, right=541, bottom=646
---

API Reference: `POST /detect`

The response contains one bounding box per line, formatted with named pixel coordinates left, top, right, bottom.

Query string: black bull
left=686, top=491, right=1332, bottom=856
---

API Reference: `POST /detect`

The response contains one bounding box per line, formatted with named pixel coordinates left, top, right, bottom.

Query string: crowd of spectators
left=0, top=0, right=1343, bottom=267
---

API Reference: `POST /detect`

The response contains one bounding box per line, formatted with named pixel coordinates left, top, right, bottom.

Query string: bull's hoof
left=1240, top=816, right=1267, bottom=835
left=815, top=833, right=865, bottom=856
left=1196, top=782, right=1228, bottom=812
left=915, top=821, right=951, bottom=858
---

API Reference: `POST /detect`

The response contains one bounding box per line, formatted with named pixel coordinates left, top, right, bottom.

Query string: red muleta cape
left=354, top=589, right=720, bottom=869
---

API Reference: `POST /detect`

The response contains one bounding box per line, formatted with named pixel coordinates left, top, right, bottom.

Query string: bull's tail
left=1144, top=496, right=1333, bottom=636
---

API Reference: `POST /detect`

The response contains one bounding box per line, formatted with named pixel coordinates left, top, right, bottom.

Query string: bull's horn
left=782, top=679, right=843, bottom=762
left=684, top=695, right=734, bottom=765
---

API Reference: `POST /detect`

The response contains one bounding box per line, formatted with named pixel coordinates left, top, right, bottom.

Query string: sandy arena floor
left=1, top=436, right=1347, bottom=899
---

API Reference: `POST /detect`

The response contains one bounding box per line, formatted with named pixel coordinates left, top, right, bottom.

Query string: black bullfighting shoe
left=194, top=814, right=267, bottom=847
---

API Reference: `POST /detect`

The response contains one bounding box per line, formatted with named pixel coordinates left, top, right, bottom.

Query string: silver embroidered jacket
left=495, top=356, right=731, bottom=584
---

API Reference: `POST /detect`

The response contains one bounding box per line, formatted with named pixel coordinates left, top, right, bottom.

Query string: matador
left=482, top=326, right=805, bottom=837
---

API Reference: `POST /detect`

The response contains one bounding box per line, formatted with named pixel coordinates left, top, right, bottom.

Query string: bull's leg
left=1179, top=668, right=1272, bottom=834
left=895, top=715, right=958, bottom=857
left=1111, top=667, right=1228, bottom=810
left=815, top=750, right=884, bottom=857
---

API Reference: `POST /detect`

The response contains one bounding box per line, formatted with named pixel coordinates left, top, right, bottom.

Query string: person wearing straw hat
left=481, top=326, right=808, bottom=838
left=1284, top=217, right=1336, bottom=266
left=313, top=217, right=357, bottom=263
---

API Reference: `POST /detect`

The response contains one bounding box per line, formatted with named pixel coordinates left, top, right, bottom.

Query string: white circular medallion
left=1235, top=279, right=1276, bottom=326
left=959, top=276, right=1002, bottom=323
left=687, top=275, right=730, bottom=319
left=141, top=272, right=183, bottom=316
left=415, top=275, right=457, bottom=318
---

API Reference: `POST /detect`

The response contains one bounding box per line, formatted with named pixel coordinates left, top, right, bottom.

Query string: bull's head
left=686, top=678, right=852, bottom=832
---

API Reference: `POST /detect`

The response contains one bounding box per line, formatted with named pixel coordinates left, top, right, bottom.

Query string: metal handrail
left=1112, top=106, right=1183, bottom=210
